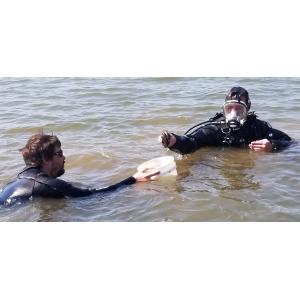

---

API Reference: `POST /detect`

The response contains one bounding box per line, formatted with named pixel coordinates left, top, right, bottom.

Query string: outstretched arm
left=159, top=127, right=221, bottom=155
left=51, top=169, right=159, bottom=197
left=159, top=130, right=201, bottom=155
left=94, top=168, right=159, bottom=193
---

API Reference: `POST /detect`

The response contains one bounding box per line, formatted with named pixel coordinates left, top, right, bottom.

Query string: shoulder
left=17, top=166, right=40, bottom=179
left=21, top=169, right=72, bottom=193
left=33, top=174, right=76, bottom=197
left=37, top=175, right=71, bottom=189
left=0, top=173, right=35, bottom=206
left=247, top=113, right=271, bottom=128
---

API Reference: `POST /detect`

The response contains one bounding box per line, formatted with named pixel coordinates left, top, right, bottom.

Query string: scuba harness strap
left=184, top=112, right=225, bottom=136
left=184, top=111, right=259, bottom=146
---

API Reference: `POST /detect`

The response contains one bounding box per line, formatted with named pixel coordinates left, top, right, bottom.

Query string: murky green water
left=0, top=77, right=299, bottom=221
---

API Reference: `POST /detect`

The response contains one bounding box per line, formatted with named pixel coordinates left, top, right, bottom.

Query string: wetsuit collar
left=17, top=166, right=41, bottom=179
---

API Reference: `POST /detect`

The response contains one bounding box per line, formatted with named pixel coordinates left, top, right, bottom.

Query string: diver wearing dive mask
left=159, top=86, right=292, bottom=154
left=223, top=87, right=251, bottom=130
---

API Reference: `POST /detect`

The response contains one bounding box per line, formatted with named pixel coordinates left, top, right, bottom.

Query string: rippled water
left=0, top=77, right=299, bottom=221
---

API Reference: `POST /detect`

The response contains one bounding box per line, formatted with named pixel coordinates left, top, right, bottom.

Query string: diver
left=160, top=86, right=292, bottom=154
left=0, top=133, right=159, bottom=207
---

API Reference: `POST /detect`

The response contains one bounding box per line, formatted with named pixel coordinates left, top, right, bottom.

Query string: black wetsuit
left=170, top=113, right=292, bottom=155
left=0, top=166, right=136, bottom=207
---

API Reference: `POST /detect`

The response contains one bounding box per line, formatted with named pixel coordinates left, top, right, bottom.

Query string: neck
left=41, top=164, right=53, bottom=177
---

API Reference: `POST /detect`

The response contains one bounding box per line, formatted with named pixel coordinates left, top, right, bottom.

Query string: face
left=223, top=101, right=248, bottom=130
left=42, top=146, right=66, bottom=177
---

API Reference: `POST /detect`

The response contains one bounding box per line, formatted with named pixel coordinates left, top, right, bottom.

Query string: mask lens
left=224, top=103, right=247, bottom=120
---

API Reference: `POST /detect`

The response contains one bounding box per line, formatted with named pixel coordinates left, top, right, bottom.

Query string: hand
left=159, top=130, right=176, bottom=148
left=249, top=139, right=272, bottom=152
left=133, top=168, right=160, bottom=182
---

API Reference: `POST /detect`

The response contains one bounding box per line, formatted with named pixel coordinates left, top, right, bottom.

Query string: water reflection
left=179, top=148, right=260, bottom=190
left=176, top=147, right=262, bottom=207
left=0, top=77, right=299, bottom=221
left=219, top=149, right=261, bottom=191
left=32, top=198, right=67, bottom=222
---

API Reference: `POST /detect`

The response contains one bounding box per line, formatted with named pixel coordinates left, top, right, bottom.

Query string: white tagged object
left=137, top=156, right=177, bottom=179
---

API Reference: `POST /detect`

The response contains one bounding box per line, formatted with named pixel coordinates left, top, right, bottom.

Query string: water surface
left=0, top=77, right=299, bottom=221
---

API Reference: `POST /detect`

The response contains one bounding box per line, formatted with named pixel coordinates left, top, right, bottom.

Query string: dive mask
left=223, top=101, right=248, bottom=130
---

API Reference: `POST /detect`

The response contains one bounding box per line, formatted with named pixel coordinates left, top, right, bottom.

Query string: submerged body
left=0, top=133, right=158, bottom=208
left=160, top=87, right=293, bottom=154
left=169, top=113, right=292, bottom=155
left=0, top=166, right=136, bottom=207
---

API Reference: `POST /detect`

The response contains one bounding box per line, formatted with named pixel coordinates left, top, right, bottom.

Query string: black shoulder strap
left=184, top=112, right=224, bottom=135
left=209, top=112, right=224, bottom=121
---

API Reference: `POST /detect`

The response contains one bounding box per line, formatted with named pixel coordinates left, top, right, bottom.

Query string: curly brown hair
left=20, top=134, right=61, bottom=167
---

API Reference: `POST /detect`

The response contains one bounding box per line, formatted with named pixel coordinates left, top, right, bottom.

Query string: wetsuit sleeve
left=169, top=125, right=222, bottom=155
left=93, top=176, right=136, bottom=193
left=254, top=119, right=292, bottom=151
left=45, top=176, right=136, bottom=197
left=268, top=128, right=292, bottom=151
left=44, top=178, right=94, bottom=197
